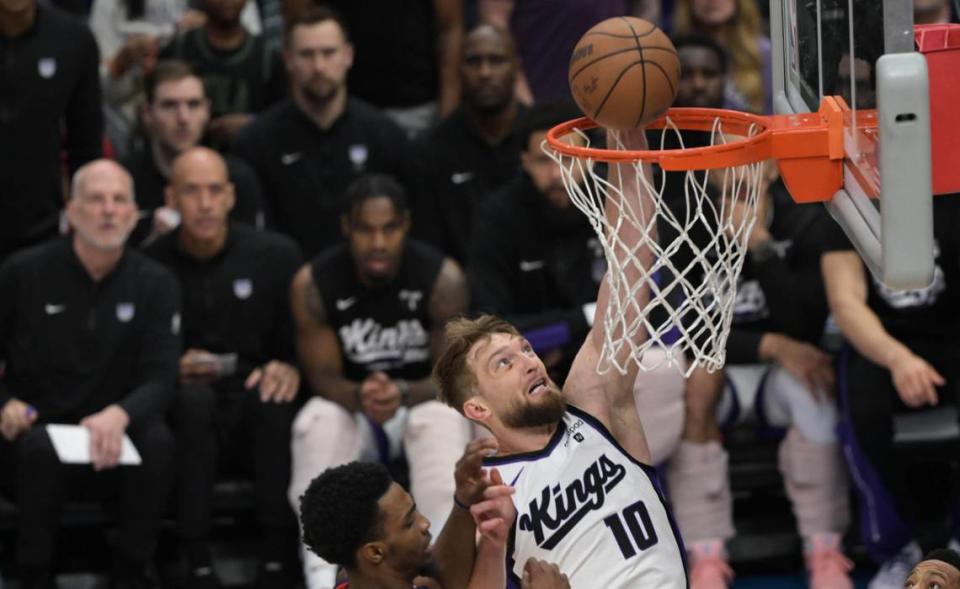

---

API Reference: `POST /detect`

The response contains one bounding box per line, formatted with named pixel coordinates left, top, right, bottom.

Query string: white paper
left=45, top=424, right=142, bottom=466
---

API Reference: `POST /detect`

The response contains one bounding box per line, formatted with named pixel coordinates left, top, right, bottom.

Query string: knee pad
left=778, top=427, right=850, bottom=538
left=665, top=440, right=735, bottom=542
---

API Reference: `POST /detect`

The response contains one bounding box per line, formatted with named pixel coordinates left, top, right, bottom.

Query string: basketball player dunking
left=433, top=129, right=688, bottom=588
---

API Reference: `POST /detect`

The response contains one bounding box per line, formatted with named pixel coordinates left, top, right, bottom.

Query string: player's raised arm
left=562, top=128, right=657, bottom=461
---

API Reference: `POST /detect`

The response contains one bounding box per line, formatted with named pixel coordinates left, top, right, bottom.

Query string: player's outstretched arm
left=563, top=128, right=656, bottom=462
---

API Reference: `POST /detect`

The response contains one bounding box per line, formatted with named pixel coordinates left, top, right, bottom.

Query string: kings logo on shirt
left=518, top=454, right=626, bottom=550
left=338, top=318, right=430, bottom=367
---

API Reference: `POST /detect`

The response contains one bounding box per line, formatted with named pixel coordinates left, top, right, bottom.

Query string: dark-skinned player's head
left=300, top=462, right=433, bottom=578
left=906, top=548, right=960, bottom=589
left=461, top=24, right=518, bottom=114
left=341, top=173, right=410, bottom=287
left=672, top=35, right=727, bottom=109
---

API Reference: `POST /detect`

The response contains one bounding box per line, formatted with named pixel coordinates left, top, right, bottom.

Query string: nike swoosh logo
left=451, top=171, right=474, bottom=185
left=281, top=152, right=302, bottom=165
left=335, top=297, right=357, bottom=311
left=44, top=303, right=65, bottom=315
left=519, top=260, right=545, bottom=272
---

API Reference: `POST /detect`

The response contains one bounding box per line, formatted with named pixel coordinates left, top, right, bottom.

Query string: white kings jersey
left=484, top=406, right=688, bottom=588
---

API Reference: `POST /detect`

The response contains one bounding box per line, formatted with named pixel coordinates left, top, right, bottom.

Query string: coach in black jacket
left=467, top=102, right=603, bottom=382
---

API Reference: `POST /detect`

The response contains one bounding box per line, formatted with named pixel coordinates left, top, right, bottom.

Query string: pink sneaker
left=689, top=540, right=734, bottom=589
left=805, top=533, right=854, bottom=589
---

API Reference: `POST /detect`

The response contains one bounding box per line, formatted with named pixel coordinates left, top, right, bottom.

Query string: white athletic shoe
left=867, top=541, right=922, bottom=589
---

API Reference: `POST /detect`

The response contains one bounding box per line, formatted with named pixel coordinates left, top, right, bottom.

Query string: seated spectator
left=906, top=548, right=960, bottom=589
left=0, top=160, right=181, bottom=589
left=672, top=0, right=772, bottom=113
left=0, top=0, right=102, bottom=262
left=288, top=174, right=471, bottom=589
left=660, top=34, right=852, bottom=589
left=411, top=23, right=528, bottom=266
left=233, top=6, right=411, bottom=259
left=145, top=148, right=303, bottom=588
left=914, top=0, right=955, bottom=24
left=123, top=60, right=264, bottom=246
left=325, top=0, right=463, bottom=136
left=477, top=0, right=653, bottom=103
left=467, top=101, right=604, bottom=382
left=821, top=195, right=960, bottom=589
left=89, top=0, right=261, bottom=156
left=160, top=0, right=284, bottom=147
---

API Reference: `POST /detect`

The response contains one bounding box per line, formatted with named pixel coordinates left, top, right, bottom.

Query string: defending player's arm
left=290, top=265, right=363, bottom=412
left=822, top=250, right=942, bottom=407
left=562, top=129, right=656, bottom=462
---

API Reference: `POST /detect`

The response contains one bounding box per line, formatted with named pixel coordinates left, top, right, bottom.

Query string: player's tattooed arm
left=290, top=265, right=362, bottom=412
left=387, top=257, right=469, bottom=407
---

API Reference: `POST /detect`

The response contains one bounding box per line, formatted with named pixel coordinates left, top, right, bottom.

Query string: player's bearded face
left=502, top=381, right=566, bottom=429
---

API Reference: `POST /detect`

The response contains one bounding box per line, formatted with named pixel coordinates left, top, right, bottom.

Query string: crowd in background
left=1, top=0, right=960, bottom=588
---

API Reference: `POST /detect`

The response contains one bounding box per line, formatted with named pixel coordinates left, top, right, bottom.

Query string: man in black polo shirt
left=122, top=60, right=264, bottom=247
left=288, top=174, right=471, bottom=589
left=160, top=0, right=283, bottom=147
left=467, top=101, right=604, bottom=382
left=411, top=23, right=527, bottom=265
left=232, top=6, right=411, bottom=259
left=146, top=147, right=302, bottom=588
left=0, top=0, right=102, bottom=261
left=0, top=160, right=180, bottom=589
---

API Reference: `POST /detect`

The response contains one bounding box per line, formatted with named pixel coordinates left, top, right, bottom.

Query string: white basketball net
left=544, top=118, right=765, bottom=377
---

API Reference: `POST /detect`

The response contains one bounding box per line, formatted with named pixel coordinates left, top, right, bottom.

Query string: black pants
left=172, top=383, right=297, bottom=540
left=839, top=341, right=960, bottom=560
left=0, top=418, right=175, bottom=568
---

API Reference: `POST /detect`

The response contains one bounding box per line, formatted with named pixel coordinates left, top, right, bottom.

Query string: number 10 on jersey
left=603, top=499, right=659, bottom=559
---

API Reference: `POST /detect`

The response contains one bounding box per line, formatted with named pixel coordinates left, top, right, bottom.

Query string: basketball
left=568, top=17, right=680, bottom=130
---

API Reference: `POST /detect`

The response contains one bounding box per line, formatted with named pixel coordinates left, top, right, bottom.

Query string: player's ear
left=463, top=396, right=490, bottom=422
left=359, top=541, right=386, bottom=566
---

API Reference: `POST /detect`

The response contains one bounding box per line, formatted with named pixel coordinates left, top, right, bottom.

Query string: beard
left=502, top=387, right=566, bottom=429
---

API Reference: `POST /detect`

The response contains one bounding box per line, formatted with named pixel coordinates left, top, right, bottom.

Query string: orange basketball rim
left=546, top=96, right=875, bottom=204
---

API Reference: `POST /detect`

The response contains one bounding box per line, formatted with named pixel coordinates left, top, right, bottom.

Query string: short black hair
left=286, top=4, right=350, bottom=44
left=671, top=34, right=729, bottom=73
left=517, top=99, right=583, bottom=151
left=144, top=60, right=202, bottom=104
left=924, top=548, right=960, bottom=573
left=343, top=173, right=409, bottom=218
left=299, top=462, right=393, bottom=569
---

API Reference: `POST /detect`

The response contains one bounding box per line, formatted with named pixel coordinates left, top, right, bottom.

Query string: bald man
left=0, top=160, right=181, bottom=588
left=907, top=549, right=960, bottom=589
left=145, top=148, right=304, bottom=588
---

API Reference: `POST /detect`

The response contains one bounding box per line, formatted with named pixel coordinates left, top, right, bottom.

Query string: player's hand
left=0, top=398, right=37, bottom=441
left=454, top=437, right=500, bottom=508
left=521, top=559, right=570, bottom=589
left=360, top=372, right=401, bottom=424
left=81, top=404, right=129, bottom=471
left=469, top=468, right=516, bottom=546
left=179, top=349, right=221, bottom=384
left=889, top=350, right=943, bottom=408
left=762, top=333, right=835, bottom=399
left=246, top=360, right=300, bottom=403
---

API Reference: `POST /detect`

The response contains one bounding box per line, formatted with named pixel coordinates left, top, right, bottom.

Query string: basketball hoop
left=544, top=97, right=856, bottom=376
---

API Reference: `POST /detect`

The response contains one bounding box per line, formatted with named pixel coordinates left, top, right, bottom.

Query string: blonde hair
left=433, top=315, right=520, bottom=413
left=674, top=0, right=765, bottom=113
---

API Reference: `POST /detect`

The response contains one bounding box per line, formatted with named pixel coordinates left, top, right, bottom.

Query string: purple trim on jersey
left=751, top=368, right=788, bottom=441
left=564, top=405, right=690, bottom=584
left=364, top=414, right=391, bottom=464
left=837, top=346, right=913, bottom=563
left=523, top=323, right=571, bottom=355
left=482, top=420, right=565, bottom=466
